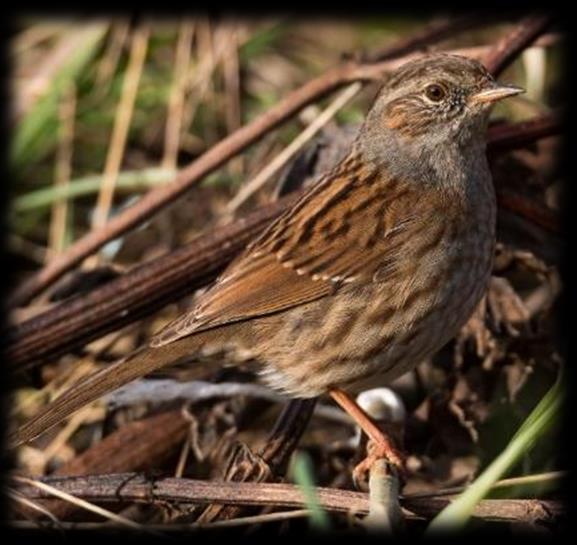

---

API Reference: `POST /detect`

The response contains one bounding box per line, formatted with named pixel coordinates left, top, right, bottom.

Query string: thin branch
left=483, top=14, right=554, bottom=76
left=193, top=508, right=311, bottom=529
left=12, top=476, right=148, bottom=531
left=10, top=510, right=311, bottom=530
left=496, top=189, right=559, bottom=234
left=487, top=114, right=561, bottom=154
left=13, top=473, right=564, bottom=525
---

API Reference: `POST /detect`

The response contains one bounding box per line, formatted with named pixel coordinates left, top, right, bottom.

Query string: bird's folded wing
left=152, top=163, right=422, bottom=347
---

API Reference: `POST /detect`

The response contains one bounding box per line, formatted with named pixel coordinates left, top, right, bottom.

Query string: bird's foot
left=353, top=438, right=406, bottom=490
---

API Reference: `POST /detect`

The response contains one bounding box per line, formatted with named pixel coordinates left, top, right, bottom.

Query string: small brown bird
left=14, top=54, right=522, bottom=475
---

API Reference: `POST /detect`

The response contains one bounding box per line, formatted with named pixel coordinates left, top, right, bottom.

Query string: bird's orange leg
left=329, top=388, right=405, bottom=483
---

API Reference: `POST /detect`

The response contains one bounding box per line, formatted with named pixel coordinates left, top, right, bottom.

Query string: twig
left=5, top=112, right=560, bottom=373
left=227, top=82, right=363, bottom=213
left=12, top=476, right=148, bottom=531
left=193, top=508, right=311, bottom=528
left=487, top=114, right=561, bottom=153
left=483, top=14, right=554, bottom=76
left=403, top=471, right=566, bottom=499
left=8, top=489, right=62, bottom=526
left=10, top=510, right=312, bottom=530
left=91, top=24, right=150, bottom=233
left=8, top=20, right=506, bottom=308
left=13, top=473, right=564, bottom=525
left=496, top=190, right=559, bottom=234
left=106, top=379, right=351, bottom=425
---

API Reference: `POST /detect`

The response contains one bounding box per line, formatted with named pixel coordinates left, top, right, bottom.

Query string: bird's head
left=362, top=54, right=523, bottom=149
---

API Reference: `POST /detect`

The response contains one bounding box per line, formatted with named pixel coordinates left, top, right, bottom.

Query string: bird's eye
left=424, top=84, right=446, bottom=102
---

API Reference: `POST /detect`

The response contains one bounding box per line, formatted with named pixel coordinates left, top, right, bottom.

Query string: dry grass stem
left=222, top=21, right=244, bottom=177
left=15, top=23, right=106, bottom=120
left=93, top=19, right=130, bottom=98
left=8, top=489, right=62, bottom=525
left=193, top=508, right=312, bottom=528
left=42, top=405, right=105, bottom=463
left=162, top=20, right=195, bottom=170
left=48, top=83, right=76, bottom=255
left=91, top=24, right=150, bottom=233
left=180, top=19, right=230, bottom=140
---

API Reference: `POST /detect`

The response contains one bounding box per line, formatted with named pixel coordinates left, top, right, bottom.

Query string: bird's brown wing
left=152, top=156, right=422, bottom=346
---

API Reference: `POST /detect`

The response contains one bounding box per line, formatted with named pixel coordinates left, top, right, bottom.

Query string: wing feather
left=151, top=156, right=424, bottom=347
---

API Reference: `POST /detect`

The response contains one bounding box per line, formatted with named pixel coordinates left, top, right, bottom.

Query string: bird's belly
left=257, top=237, right=494, bottom=398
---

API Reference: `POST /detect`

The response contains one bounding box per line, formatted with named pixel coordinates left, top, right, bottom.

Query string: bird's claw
left=352, top=439, right=406, bottom=490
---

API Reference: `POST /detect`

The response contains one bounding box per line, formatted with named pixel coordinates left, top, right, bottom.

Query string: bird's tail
left=12, top=332, right=215, bottom=447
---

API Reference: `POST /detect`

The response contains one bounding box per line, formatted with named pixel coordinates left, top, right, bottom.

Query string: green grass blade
left=12, top=24, right=108, bottom=168
left=426, top=374, right=563, bottom=533
left=13, top=167, right=176, bottom=212
left=291, top=451, right=331, bottom=531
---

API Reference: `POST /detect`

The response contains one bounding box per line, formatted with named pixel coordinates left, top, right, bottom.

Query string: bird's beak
left=470, top=83, right=525, bottom=105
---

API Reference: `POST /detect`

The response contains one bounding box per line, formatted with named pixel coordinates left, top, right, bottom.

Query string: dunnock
left=14, top=54, right=523, bottom=475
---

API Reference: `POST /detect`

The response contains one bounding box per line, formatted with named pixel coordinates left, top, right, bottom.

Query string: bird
left=13, top=54, right=523, bottom=478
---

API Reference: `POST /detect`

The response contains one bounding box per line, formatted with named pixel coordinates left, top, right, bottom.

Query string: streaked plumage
left=14, top=54, right=522, bottom=446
